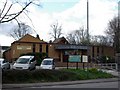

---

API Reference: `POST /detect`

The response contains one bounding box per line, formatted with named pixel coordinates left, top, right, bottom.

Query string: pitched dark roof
left=53, top=37, right=69, bottom=44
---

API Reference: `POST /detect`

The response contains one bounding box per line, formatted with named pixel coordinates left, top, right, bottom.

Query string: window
left=30, top=57, right=35, bottom=62
left=33, top=44, right=36, bottom=53
left=92, top=46, right=94, bottom=57
left=102, top=46, right=104, bottom=55
left=46, top=45, right=48, bottom=57
left=16, top=58, right=29, bottom=64
left=97, top=47, right=99, bottom=56
left=42, top=60, right=52, bottom=65
left=40, top=45, right=42, bottom=52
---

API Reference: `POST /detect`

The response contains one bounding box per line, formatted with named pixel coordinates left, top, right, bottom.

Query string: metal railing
left=97, top=63, right=118, bottom=70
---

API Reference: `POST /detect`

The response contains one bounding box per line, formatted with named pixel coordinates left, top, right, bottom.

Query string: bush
left=2, top=70, right=32, bottom=83
left=88, top=68, right=98, bottom=73
left=87, top=68, right=113, bottom=79
left=99, top=56, right=115, bottom=63
left=2, top=68, right=114, bottom=84
left=2, top=69, right=77, bottom=83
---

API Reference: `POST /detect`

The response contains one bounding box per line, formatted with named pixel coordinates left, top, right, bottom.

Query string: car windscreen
left=42, top=60, right=52, bottom=65
left=16, top=58, right=29, bottom=64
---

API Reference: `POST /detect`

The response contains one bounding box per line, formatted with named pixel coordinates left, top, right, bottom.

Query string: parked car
left=0, top=58, right=10, bottom=70
left=13, top=55, right=36, bottom=70
left=40, top=58, right=55, bottom=70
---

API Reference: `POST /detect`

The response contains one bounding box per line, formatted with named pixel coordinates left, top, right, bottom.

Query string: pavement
left=100, top=69, right=119, bottom=77
left=2, top=69, right=119, bottom=89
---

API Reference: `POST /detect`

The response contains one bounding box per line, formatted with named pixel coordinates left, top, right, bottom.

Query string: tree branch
left=6, top=13, right=18, bottom=17
left=0, top=4, right=13, bottom=23
left=15, top=18, right=20, bottom=28
left=0, top=1, right=32, bottom=23
left=0, top=0, right=7, bottom=17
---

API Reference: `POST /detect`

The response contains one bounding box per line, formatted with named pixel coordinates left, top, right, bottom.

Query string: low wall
left=55, top=62, right=96, bottom=68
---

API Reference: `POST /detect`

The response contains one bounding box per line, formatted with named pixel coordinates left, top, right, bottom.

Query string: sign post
left=68, top=55, right=81, bottom=69
left=82, top=55, right=88, bottom=69
left=67, top=58, right=69, bottom=69
left=76, top=62, right=78, bottom=69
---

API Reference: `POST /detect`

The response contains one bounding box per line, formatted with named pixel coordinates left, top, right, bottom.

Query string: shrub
left=2, top=68, right=114, bottom=84
left=99, top=56, right=115, bottom=63
left=88, top=68, right=98, bottom=73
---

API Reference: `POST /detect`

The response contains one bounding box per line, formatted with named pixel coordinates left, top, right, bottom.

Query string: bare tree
left=105, top=16, right=120, bottom=52
left=10, top=23, right=33, bottom=40
left=49, top=21, right=62, bottom=40
left=0, top=0, right=41, bottom=24
left=91, top=35, right=111, bottom=46
left=66, top=33, right=76, bottom=44
left=66, top=27, right=88, bottom=45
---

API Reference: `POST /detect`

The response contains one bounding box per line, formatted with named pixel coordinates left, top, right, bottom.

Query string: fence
left=97, top=63, right=118, bottom=70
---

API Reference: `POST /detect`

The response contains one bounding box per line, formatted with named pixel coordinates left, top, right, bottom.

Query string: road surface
left=3, top=81, right=119, bottom=90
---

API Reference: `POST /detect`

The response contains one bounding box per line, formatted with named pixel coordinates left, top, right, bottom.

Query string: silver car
left=0, top=58, right=10, bottom=70
left=40, top=58, right=55, bottom=70
left=13, top=55, right=36, bottom=70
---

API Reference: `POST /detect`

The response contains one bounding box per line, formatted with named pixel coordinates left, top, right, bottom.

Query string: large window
left=92, top=46, right=94, bottom=57
left=46, top=45, right=48, bottom=57
left=39, top=44, right=42, bottom=52
left=33, top=44, right=35, bottom=53
left=97, top=47, right=99, bottom=56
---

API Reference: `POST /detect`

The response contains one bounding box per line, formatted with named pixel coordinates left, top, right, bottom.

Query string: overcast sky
left=0, top=0, right=119, bottom=46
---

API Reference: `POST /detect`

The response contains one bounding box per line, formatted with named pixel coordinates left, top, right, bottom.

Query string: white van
left=13, top=55, right=36, bottom=70
left=40, top=58, right=55, bottom=70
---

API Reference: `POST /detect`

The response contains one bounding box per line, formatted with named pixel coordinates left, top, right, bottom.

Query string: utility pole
left=0, top=44, right=1, bottom=58
left=118, top=1, right=120, bottom=53
left=86, top=0, right=90, bottom=79
left=87, top=0, right=89, bottom=69
left=116, top=1, right=120, bottom=73
left=0, top=44, right=2, bottom=90
left=87, top=0, right=89, bottom=42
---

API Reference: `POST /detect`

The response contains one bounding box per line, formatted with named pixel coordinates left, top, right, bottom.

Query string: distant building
left=4, top=34, right=115, bottom=65
left=4, top=34, right=48, bottom=62
left=0, top=46, right=10, bottom=58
